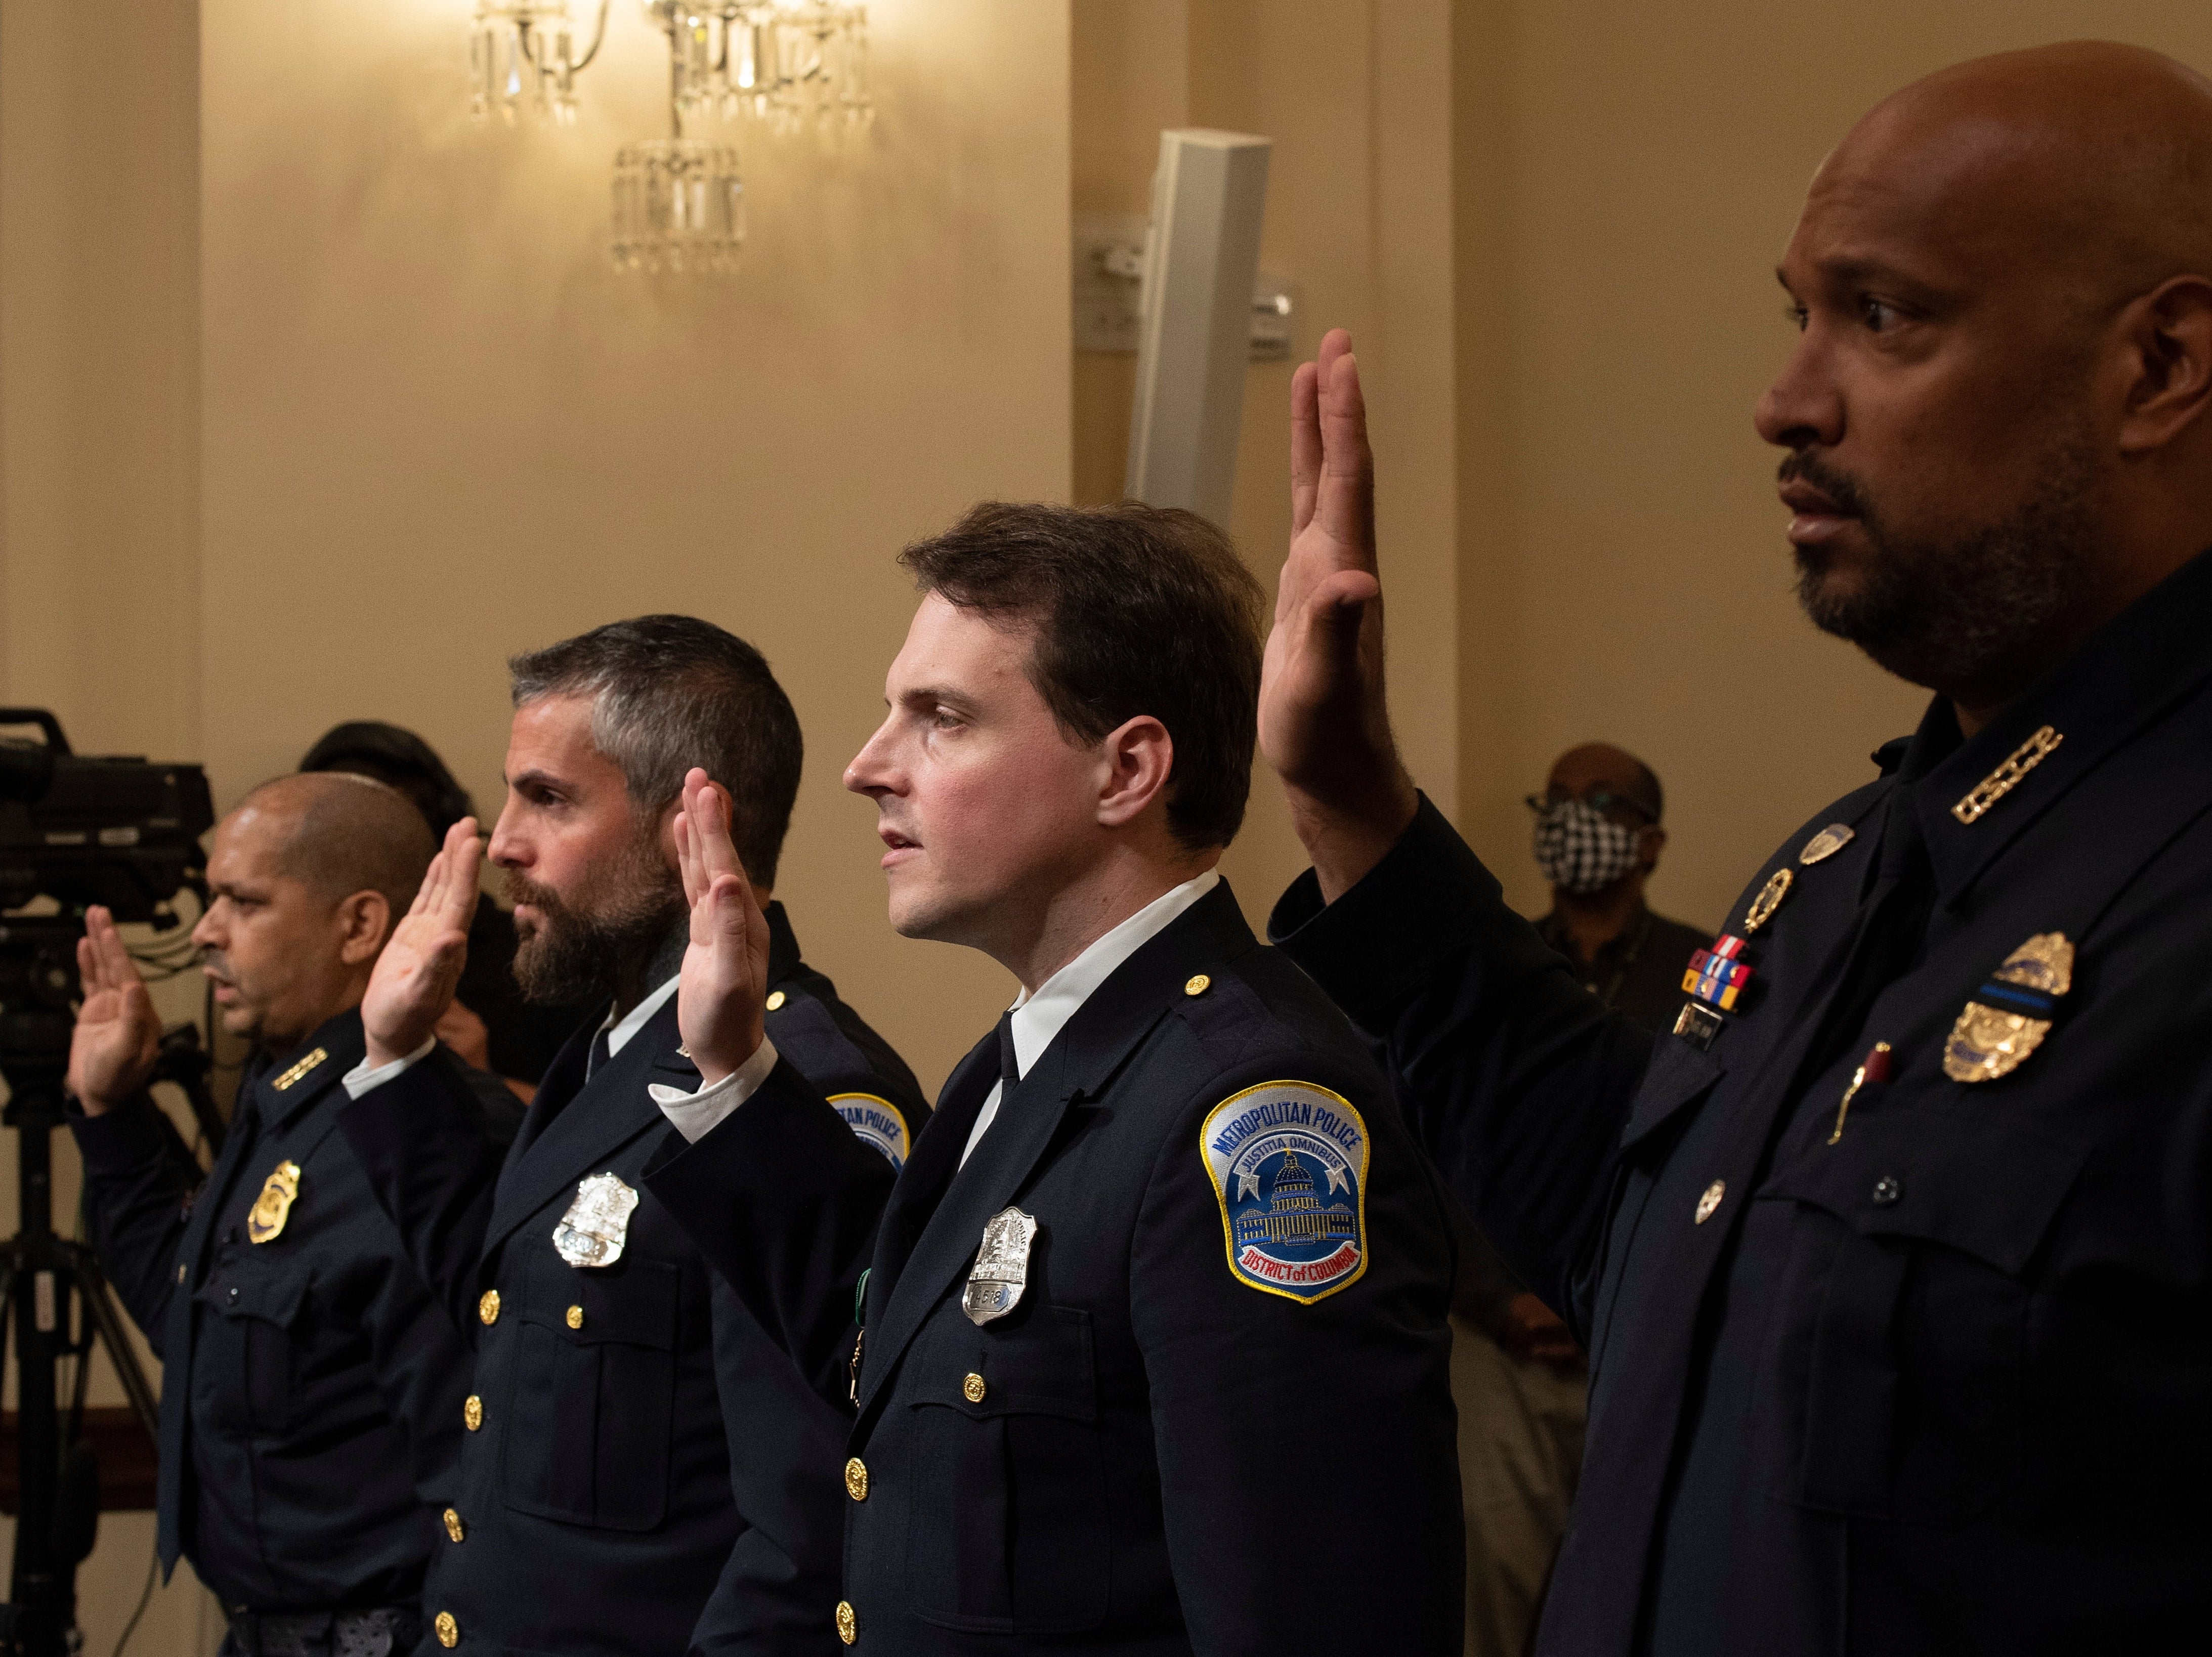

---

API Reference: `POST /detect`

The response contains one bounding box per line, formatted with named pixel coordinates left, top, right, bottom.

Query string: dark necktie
left=997, top=1010, right=1022, bottom=1095
left=587, top=1026, right=613, bottom=1081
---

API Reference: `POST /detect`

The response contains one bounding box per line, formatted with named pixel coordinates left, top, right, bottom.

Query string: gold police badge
left=247, top=1161, right=302, bottom=1245
left=1943, top=932, right=2073, bottom=1083
left=553, top=1172, right=641, bottom=1268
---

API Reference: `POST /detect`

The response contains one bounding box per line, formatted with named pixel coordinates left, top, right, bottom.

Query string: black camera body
left=0, top=710, right=213, bottom=923
left=0, top=710, right=214, bottom=1094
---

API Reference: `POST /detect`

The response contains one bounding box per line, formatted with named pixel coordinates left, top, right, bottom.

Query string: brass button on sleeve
left=843, top=1457, right=868, bottom=1501
left=962, top=1372, right=987, bottom=1404
left=463, top=1395, right=483, bottom=1431
left=835, top=1602, right=856, bottom=1645
left=434, top=1612, right=458, bottom=1648
left=766, top=990, right=787, bottom=1011
left=478, top=1290, right=500, bottom=1326
left=1183, top=973, right=1211, bottom=997
left=566, top=1304, right=584, bottom=1330
left=442, top=1508, right=464, bottom=1543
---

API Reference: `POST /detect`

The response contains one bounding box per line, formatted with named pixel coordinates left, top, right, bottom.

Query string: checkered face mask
left=1533, top=797, right=1641, bottom=895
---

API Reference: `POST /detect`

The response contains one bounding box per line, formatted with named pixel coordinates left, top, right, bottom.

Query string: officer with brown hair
left=647, top=502, right=1464, bottom=1653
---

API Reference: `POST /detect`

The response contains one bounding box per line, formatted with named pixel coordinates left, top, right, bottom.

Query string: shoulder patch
left=830, top=1092, right=912, bottom=1171
left=1200, top=1081, right=1369, bottom=1303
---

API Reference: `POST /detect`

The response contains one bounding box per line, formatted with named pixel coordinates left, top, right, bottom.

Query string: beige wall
left=1454, top=0, right=2212, bottom=926
left=199, top=0, right=1071, bottom=1095
left=12, top=1, right=2212, bottom=1648
left=1072, top=0, right=1463, bottom=929
left=1076, top=3, right=2212, bottom=933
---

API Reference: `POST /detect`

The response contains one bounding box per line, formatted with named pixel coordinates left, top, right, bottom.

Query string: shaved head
left=1759, top=41, right=2212, bottom=724
left=229, top=772, right=437, bottom=924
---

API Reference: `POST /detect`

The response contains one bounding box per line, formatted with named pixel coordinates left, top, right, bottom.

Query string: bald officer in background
left=1259, top=42, right=2212, bottom=1656
left=67, top=774, right=516, bottom=1657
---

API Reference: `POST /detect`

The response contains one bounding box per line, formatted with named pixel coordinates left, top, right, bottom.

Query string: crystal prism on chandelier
left=612, top=139, right=744, bottom=274
left=471, top=1, right=611, bottom=126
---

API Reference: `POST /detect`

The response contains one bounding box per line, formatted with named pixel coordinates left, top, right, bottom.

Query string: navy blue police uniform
left=648, top=879, right=1465, bottom=1654
left=1266, top=548, right=2212, bottom=1654
left=72, top=1006, right=520, bottom=1657
left=336, top=902, right=923, bottom=1657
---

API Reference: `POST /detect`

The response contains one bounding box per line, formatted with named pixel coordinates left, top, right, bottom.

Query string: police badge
left=247, top=1161, right=301, bottom=1245
left=962, top=1208, right=1038, bottom=1325
left=831, top=1092, right=912, bottom=1171
left=554, top=1172, right=641, bottom=1267
left=1943, top=931, right=2074, bottom=1083
left=1201, top=1081, right=1370, bottom=1304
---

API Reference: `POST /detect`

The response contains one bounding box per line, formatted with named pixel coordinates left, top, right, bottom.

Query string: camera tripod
left=0, top=917, right=219, bottom=1657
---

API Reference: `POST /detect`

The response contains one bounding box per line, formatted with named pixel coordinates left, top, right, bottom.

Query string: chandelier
left=470, top=2, right=872, bottom=135
left=471, top=2, right=870, bottom=274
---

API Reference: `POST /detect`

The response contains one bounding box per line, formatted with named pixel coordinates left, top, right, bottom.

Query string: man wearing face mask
left=1527, top=743, right=1707, bottom=1034
left=1445, top=742, right=1704, bottom=1657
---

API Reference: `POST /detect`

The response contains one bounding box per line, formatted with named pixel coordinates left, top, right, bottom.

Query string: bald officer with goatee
left=1260, top=43, right=2212, bottom=1657
left=68, top=773, right=516, bottom=1657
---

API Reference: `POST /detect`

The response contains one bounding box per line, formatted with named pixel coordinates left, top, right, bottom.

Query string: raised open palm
left=362, top=817, right=481, bottom=1067
left=67, top=906, right=161, bottom=1112
left=1258, top=328, right=1415, bottom=896
left=673, top=768, right=770, bottom=1086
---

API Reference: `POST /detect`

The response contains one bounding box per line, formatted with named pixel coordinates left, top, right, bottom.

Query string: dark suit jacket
left=1269, top=547, right=2212, bottom=1654
left=650, top=880, right=1465, bottom=1655
left=72, top=1007, right=511, bottom=1613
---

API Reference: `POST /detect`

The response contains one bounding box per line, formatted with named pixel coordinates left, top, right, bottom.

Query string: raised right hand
left=362, top=818, right=481, bottom=1068
left=1258, top=329, right=1418, bottom=900
left=67, top=906, right=161, bottom=1114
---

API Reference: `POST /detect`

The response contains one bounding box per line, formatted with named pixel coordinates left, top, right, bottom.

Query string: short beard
left=504, top=826, right=684, bottom=1006
left=1787, top=433, right=2098, bottom=695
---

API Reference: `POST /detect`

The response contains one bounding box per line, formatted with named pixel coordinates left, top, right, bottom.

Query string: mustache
left=501, top=868, right=566, bottom=916
left=199, top=947, right=232, bottom=981
left=1778, top=451, right=1871, bottom=518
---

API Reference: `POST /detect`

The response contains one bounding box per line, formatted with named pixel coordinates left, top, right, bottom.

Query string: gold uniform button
left=442, top=1507, right=464, bottom=1543
left=478, top=1290, right=500, bottom=1325
left=177, top=1263, right=187, bottom=1284
left=463, top=1395, right=483, bottom=1431
left=1694, top=1179, right=1727, bottom=1225
left=566, top=1305, right=584, bottom=1330
left=1184, top=973, right=1211, bottom=997
left=766, top=990, right=787, bottom=1011
left=835, top=1601, right=856, bottom=1646
left=434, top=1611, right=458, bottom=1648
left=962, top=1372, right=987, bottom=1404
left=844, top=1457, right=869, bottom=1501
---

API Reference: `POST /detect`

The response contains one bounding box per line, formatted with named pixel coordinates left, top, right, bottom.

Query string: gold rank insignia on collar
left=1952, top=725, right=2063, bottom=825
left=247, top=1161, right=302, bottom=1244
left=271, top=1046, right=329, bottom=1091
left=1943, top=932, right=2073, bottom=1082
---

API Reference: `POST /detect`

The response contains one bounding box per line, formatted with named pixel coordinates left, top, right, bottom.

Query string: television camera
left=0, top=710, right=214, bottom=1657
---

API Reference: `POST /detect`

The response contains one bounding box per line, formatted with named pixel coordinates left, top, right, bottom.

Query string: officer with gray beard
left=335, top=616, right=925, bottom=1657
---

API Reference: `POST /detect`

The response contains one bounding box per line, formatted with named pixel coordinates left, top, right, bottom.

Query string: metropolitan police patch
left=1201, top=1081, right=1370, bottom=1303
left=831, top=1092, right=912, bottom=1170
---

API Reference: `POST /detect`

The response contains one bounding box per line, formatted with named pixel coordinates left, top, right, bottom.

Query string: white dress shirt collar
left=597, top=970, right=682, bottom=1070
left=961, top=868, right=1220, bottom=1165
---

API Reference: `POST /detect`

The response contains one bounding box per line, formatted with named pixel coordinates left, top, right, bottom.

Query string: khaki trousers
left=1451, top=1315, right=1588, bottom=1657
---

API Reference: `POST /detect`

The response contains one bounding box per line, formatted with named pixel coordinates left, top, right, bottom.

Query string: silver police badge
left=553, top=1172, right=640, bottom=1268
left=962, top=1207, right=1038, bottom=1326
